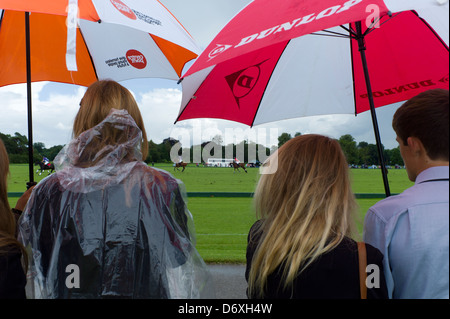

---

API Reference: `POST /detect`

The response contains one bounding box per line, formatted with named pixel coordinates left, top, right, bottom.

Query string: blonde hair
left=73, top=80, right=148, bottom=161
left=248, top=134, right=358, bottom=298
left=0, top=139, right=27, bottom=272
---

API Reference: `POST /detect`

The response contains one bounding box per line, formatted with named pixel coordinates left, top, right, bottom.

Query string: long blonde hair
left=73, top=80, right=148, bottom=161
left=248, top=134, right=358, bottom=298
left=0, top=139, right=27, bottom=271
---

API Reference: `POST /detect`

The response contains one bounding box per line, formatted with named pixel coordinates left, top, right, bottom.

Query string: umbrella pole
left=25, top=12, right=34, bottom=187
left=355, top=21, right=391, bottom=197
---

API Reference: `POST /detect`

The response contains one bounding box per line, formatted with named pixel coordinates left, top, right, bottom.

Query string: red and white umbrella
left=175, top=0, right=449, bottom=196
left=0, top=0, right=200, bottom=183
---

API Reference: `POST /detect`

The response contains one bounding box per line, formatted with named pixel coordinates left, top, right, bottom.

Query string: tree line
left=278, top=132, right=404, bottom=167
left=1, top=131, right=403, bottom=167
left=0, top=132, right=65, bottom=164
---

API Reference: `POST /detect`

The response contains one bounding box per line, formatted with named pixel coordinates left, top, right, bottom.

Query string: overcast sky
left=0, top=0, right=402, bottom=152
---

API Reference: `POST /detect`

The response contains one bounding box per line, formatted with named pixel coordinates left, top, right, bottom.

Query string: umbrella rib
left=309, top=33, right=349, bottom=39
left=310, top=29, right=350, bottom=39
left=363, top=12, right=401, bottom=37
left=340, top=24, right=357, bottom=38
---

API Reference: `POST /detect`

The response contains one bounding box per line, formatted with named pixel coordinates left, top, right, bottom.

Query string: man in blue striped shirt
left=364, top=89, right=449, bottom=299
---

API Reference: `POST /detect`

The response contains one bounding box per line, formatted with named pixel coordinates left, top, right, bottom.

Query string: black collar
left=419, top=178, right=449, bottom=184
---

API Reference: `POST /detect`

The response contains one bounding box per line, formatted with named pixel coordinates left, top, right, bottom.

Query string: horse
left=229, top=162, right=247, bottom=173
left=174, top=162, right=188, bottom=172
left=35, top=161, right=55, bottom=175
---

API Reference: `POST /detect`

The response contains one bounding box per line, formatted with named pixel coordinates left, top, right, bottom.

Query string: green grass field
left=7, top=163, right=414, bottom=263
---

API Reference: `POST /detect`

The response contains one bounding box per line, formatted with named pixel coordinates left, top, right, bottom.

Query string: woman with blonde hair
left=246, top=134, right=387, bottom=299
left=0, top=139, right=27, bottom=298
left=18, top=80, right=213, bottom=299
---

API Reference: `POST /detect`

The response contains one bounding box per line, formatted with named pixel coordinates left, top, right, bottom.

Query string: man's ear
left=406, top=136, right=425, bottom=154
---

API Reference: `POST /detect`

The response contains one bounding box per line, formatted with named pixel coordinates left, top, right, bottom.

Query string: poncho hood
left=53, top=109, right=143, bottom=193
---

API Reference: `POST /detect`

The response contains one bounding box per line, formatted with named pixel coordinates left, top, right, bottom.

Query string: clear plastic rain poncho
left=18, top=109, right=214, bottom=299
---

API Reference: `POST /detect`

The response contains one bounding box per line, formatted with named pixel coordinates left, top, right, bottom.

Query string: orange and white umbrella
left=0, top=0, right=200, bottom=183
left=0, top=0, right=200, bottom=85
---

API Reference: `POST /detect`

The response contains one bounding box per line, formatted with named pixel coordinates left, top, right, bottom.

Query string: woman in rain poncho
left=18, top=80, right=213, bottom=299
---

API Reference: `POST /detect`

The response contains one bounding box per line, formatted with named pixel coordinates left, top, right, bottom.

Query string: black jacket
left=0, top=245, right=26, bottom=299
left=246, top=220, right=388, bottom=299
